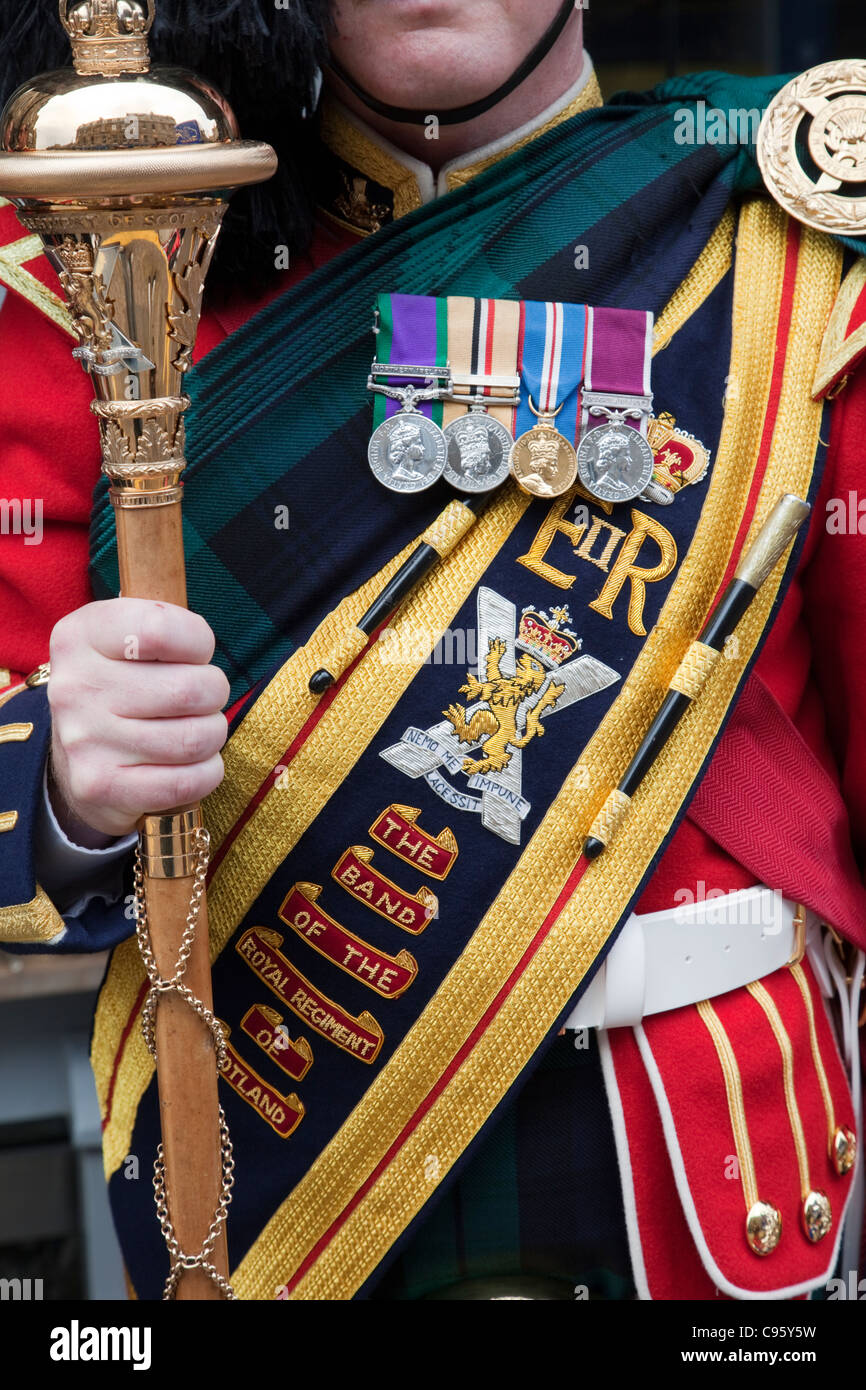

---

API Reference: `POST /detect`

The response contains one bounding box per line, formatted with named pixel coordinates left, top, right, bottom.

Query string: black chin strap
left=327, top=0, right=577, bottom=127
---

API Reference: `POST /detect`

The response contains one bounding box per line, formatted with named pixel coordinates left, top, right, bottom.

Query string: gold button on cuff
left=832, top=1126, right=857, bottom=1176
left=801, top=1189, right=832, bottom=1243
left=746, top=1200, right=783, bottom=1256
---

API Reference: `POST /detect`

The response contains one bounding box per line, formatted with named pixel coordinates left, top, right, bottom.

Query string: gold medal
left=509, top=397, right=578, bottom=499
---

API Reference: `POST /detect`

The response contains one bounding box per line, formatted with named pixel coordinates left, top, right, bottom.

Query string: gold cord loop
left=696, top=998, right=782, bottom=1256
left=747, top=979, right=832, bottom=1243
left=789, top=960, right=857, bottom=1176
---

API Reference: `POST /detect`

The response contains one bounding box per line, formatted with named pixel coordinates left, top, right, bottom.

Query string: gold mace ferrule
left=0, top=0, right=277, bottom=503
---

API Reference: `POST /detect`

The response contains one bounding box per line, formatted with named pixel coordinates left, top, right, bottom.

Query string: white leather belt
left=564, top=886, right=813, bottom=1032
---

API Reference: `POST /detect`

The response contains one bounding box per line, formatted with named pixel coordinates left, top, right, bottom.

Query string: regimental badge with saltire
left=380, top=587, right=620, bottom=844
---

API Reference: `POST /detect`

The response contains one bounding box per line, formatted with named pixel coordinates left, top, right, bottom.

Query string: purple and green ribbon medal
left=367, top=294, right=450, bottom=494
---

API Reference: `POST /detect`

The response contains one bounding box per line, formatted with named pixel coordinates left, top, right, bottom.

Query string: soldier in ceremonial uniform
left=0, top=0, right=865, bottom=1301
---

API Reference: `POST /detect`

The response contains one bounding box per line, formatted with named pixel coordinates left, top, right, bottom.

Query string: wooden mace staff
left=0, top=0, right=277, bottom=1299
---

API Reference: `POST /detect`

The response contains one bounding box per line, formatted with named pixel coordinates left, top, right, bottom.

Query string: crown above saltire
left=515, top=605, right=582, bottom=669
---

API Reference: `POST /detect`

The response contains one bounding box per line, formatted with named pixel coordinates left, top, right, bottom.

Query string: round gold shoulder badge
left=757, top=60, right=866, bottom=234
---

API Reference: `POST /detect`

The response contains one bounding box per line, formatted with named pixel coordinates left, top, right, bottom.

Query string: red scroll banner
left=278, top=883, right=419, bottom=999
left=236, top=927, right=384, bottom=1063
left=240, top=1003, right=314, bottom=1081
left=369, top=804, right=458, bottom=880
left=217, top=1024, right=305, bottom=1139
left=332, top=846, right=438, bottom=935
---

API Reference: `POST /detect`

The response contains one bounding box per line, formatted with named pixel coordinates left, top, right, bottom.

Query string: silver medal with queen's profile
left=576, top=421, right=655, bottom=504
left=368, top=411, right=447, bottom=493
left=442, top=411, right=513, bottom=493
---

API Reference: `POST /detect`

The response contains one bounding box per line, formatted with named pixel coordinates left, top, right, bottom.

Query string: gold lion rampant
left=443, top=637, right=564, bottom=776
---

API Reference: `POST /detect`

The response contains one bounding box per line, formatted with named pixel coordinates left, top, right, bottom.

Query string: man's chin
left=329, top=0, right=524, bottom=111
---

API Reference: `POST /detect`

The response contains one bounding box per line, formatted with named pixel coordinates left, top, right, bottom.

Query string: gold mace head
left=0, top=0, right=275, bottom=201
left=0, top=0, right=277, bottom=505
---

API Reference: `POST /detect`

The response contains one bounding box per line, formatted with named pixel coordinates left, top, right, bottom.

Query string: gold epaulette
left=812, top=258, right=866, bottom=400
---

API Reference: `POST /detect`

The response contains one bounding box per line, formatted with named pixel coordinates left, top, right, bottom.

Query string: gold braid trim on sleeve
left=0, top=885, right=66, bottom=944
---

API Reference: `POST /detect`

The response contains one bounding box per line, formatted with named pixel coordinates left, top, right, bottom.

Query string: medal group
left=367, top=293, right=709, bottom=507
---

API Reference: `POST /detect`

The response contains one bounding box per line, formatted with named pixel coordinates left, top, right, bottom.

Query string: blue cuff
left=0, top=684, right=135, bottom=955
left=37, top=762, right=137, bottom=914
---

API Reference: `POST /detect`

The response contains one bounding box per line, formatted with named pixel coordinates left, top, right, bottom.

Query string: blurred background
left=0, top=0, right=863, bottom=1302
left=592, top=0, right=863, bottom=95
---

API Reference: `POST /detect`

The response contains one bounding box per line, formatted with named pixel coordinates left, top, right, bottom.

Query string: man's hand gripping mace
left=0, top=0, right=277, bottom=1299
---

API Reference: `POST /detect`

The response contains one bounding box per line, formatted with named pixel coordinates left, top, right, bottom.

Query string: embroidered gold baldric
left=812, top=258, right=866, bottom=400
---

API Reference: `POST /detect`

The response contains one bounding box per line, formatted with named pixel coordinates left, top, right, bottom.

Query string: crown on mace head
left=515, top=605, right=582, bottom=670
left=61, top=0, right=154, bottom=77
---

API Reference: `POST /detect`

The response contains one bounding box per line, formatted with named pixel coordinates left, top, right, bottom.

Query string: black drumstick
left=582, top=494, right=811, bottom=861
left=309, top=492, right=489, bottom=694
